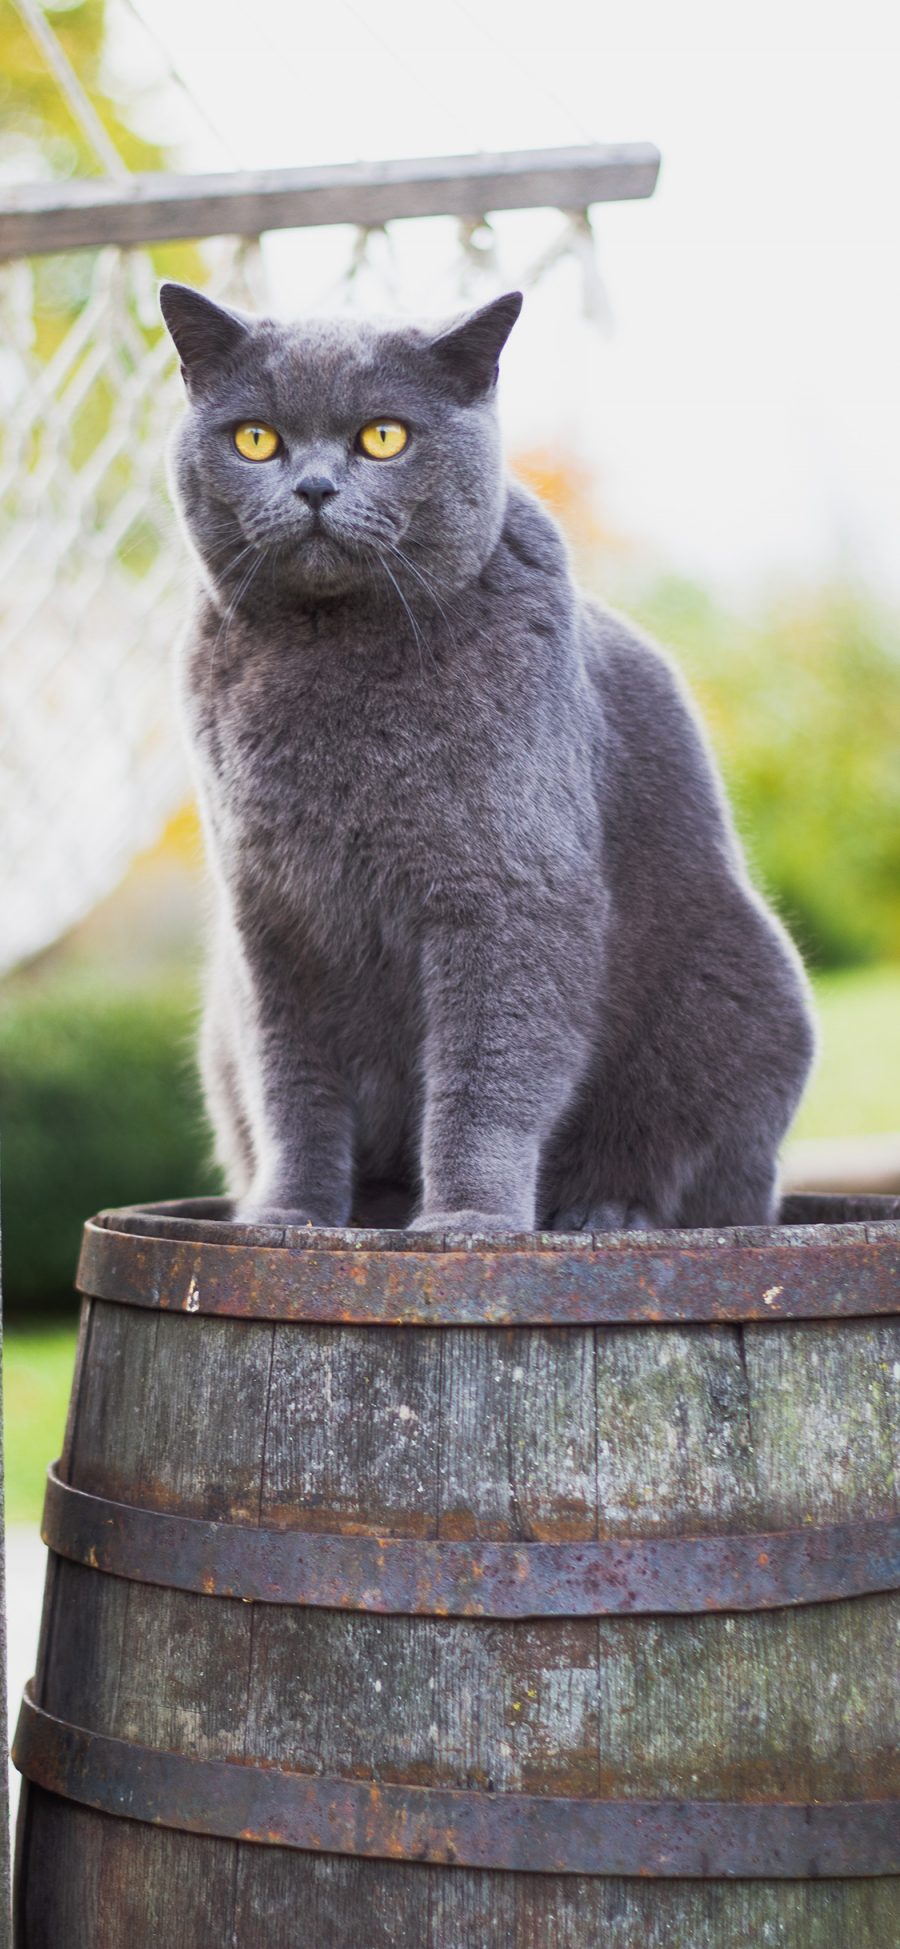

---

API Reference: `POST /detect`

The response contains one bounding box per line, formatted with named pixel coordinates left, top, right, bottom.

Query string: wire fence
left=0, top=235, right=269, bottom=970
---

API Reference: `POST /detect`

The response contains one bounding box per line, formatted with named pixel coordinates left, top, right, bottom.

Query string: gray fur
left=160, top=280, right=815, bottom=1233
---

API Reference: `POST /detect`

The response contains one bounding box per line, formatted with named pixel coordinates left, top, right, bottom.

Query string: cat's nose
left=294, top=474, right=337, bottom=511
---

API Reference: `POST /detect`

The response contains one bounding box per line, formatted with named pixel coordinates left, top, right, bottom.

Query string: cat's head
left=159, top=282, right=522, bottom=607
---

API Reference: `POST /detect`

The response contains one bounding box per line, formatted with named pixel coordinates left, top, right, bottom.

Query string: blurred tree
left=0, top=0, right=165, bottom=181
left=635, top=578, right=900, bottom=970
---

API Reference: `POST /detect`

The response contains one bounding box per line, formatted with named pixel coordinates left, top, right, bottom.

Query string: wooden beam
left=0, top=143, right=660, bottom=261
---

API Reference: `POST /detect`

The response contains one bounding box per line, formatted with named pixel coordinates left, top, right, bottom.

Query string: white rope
left=118, top=0, right=243, bottom=167
left=332, top=0, right=484, bottom=154
left=522, top=208, right=613, bottom=331
left=13, top=0, right=130, bottom=179
left=448, top=0, right=594, bottom=147
left=456, top=216, right=500, bottom=291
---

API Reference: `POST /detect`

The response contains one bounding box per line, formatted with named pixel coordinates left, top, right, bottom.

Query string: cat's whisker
left=207, top=545, right=268, bottom=694
left=382, top=533, right=461, bottom=597
left=375, top=543, right=460, bottom=661
left=342, top=521, right=462, bottom=643
left=267, top=540, right=287, bottom=603
left=223, top=540, right=263, bottom=576
left=200, top=537, right=262, bottom=590
left=331, top=520, right=448, bottom=667
left=372, top=549, right=430, bottom=677
left=379, top=540, right=461, bottom=654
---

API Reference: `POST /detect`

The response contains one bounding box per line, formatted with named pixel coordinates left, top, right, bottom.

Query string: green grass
left=3, top=964, right=898, bottom=1529
left=790, top=964, right=900, bottom=1140
left=4, top=1324, right=78, bottom=1524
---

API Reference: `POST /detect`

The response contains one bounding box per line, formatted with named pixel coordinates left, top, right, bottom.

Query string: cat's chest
left=192, top=648, right=484, bottom=899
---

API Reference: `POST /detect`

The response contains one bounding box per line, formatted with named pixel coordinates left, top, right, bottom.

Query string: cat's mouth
left=234, top=514, right=391, bottom=597
left=296, top=509, right=351, bottom=552
left=298, top=523, right=349, bottom=563
left=266, top=517, right=373, bottom=597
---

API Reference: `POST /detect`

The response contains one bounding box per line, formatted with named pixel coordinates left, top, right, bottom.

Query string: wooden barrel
left=14, top=1194, right=900, bottom=1947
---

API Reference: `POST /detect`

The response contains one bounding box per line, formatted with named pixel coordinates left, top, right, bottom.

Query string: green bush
left=0, top=970, right=221, bottom=1313
left=625, top=580, right=900, bottom=971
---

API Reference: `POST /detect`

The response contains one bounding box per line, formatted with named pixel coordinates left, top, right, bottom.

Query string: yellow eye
left=358, top=419, right=408, bottom=460
left=233, top=422, right=281, bottom=461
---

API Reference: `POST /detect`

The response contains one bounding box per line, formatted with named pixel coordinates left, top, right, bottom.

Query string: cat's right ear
left=159, top=283, right=251, bottom=391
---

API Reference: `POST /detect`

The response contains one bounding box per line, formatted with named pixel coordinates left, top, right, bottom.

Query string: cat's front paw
left=233, top=1202, right=332, bottom=1229
left=408, top=1208, right=528, bottom=1236
left=546, top=1200, right=654, bottom=1233
left=588, top=1201, right=654, bottom=1232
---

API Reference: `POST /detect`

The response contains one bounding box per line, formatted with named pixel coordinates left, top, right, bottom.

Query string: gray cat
left=160, top=280, right=815, bottom=1234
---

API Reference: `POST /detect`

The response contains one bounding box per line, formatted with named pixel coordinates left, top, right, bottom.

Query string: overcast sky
left=124, top=0, right=900, bottom=601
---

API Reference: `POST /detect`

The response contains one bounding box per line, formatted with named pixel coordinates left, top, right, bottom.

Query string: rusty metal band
left=42, top=1467, right=900, bottom=1618
left=77, top=1219, right=900, bottom=1327
left=14, top=1691, right=898, bottom=1878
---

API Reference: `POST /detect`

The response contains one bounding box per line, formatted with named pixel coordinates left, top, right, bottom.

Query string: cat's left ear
left=430, top=291, right=523, bottom=401
left=159, top=282, right=252, bottom=391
